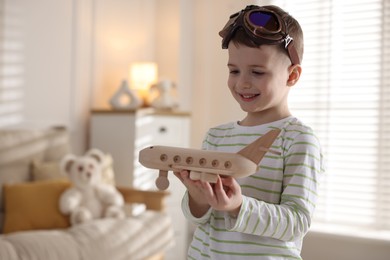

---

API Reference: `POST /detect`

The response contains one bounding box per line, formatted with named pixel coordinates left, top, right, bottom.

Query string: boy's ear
left=287, top=64, right=302, bottom=86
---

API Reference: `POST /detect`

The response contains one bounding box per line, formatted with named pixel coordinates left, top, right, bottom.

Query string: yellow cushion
left=3, top=180, right=71, bottom=234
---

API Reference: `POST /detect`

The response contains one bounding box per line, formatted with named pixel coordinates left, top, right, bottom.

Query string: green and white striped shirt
left=182, top=116, right=325, bottom=259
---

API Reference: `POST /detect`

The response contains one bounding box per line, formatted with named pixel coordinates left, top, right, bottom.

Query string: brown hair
left=225, top=5, right=304, bottom=63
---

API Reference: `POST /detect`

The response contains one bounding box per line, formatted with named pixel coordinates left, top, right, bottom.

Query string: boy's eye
left=229, top=70, right=239, bottom=74
left=252, top=71, right=264, bottom=75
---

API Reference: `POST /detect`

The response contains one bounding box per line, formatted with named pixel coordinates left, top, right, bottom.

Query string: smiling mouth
left=239, top=93, right=260, bottom=101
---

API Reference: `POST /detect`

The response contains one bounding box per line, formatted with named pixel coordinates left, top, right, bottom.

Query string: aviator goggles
left=219, top=5, right=300, bottom=65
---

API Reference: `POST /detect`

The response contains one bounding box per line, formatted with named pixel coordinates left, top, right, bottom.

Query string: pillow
left=100, top=153, right=116, bottom=186
left=43, top=127, right=71, bottom=161
left=0, top=164, right=31, bottom=212
left=2, top=180, right=71, bottom=234
left=30, top=160, right=66, bottom=181
left=31, top=155, right=116, bottom=186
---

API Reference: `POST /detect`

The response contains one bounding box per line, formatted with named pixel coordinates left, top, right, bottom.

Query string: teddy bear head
left=60, top=149, right=106, bottom=189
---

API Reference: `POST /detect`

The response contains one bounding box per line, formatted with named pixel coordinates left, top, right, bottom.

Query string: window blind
left=274, top=0, right=390, bottom=235
left=0, top=0, right=25, bottom=127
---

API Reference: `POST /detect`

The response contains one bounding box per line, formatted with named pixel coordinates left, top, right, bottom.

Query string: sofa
left=0, top=126, right=174, bottom=260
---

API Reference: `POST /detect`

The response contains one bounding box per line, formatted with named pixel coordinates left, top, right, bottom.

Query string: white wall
left=0, top=0, right=94, bottom=154
left=90, top=0, right=192, bottom=112
left=92, top=0, right=157, bottom=108
left=189, top=0, right=259, bottom=147
left=22, top=0, right=73, bottom=125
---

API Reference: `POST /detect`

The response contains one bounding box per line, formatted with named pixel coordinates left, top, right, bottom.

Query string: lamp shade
left=130, top=62, right=158, bottom=91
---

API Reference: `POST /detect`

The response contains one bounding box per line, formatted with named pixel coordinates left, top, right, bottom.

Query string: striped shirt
left=182, top=116, right=325, bottom=259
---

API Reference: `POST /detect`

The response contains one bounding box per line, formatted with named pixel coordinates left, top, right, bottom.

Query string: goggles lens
left=219, top=5, right=301, bottom=65
left=248, top=11, right=278, bottom=32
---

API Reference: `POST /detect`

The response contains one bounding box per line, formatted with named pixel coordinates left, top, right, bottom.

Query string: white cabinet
left=90, top=108, right=191, bottom=259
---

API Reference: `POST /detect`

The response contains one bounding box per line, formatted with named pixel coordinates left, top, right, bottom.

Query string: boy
left=175, top=5, right=324, bottom=259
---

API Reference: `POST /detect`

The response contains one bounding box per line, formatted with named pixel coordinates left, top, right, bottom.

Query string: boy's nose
left=237, top=78, right=251, bottom=89
left=234, top=73, right=252, bottom=86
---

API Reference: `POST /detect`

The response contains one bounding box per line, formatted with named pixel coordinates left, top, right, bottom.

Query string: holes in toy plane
left=186, top=157, right=193, bottom=164
left=173, top=155, right=181, bottom=163
left=212, top=160, right=219, bottom=167
left=224, top=161, right=232, bottom=169
left=199, top=158, right=207, bottom=166
left=160, top=154, right=168, bottom=162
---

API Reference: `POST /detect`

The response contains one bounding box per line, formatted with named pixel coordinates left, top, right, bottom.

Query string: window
left=275, top=0, right=390, bottom=237
left=0, top=0, right=25, bottom=127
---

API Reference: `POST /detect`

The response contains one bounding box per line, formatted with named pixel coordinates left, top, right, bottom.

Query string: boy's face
left=227, top=42, right=295, bottom=123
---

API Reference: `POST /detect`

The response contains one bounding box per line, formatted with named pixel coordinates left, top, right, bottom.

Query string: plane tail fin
left=237, top=129, right=281, bottom=164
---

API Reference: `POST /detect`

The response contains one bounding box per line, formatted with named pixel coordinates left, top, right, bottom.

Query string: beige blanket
left=0, top=211, right=174, bottom=260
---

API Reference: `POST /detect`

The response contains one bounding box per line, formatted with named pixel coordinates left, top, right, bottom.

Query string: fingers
left=201, top=176, right=243, bottom=212
left=213, top=176, right=230, bottom=202
left=174, top=170, right=190, bottom=184
left=220, top=176, right=234, bottom=187
left=201, top=176, right=228, bottom=207
left=175, top=171, right=242, bottom=212
left=220, top=176, right=241, bottom=198
left=176, top=170, right=205, bottom=193
left=200, top=180, right=215, bottom=198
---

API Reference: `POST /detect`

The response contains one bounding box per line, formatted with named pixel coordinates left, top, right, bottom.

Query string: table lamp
left=130, top=62, right=158, bottom=106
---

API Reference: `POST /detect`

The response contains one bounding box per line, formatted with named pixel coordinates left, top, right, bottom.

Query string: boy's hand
left=201, top=176, right=243, bottom=217
left=174, top=170, right=211, bottom=217
left=174, top=171, right=243, bottom=218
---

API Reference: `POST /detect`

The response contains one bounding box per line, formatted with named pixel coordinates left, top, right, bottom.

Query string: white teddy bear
left=59, top=149, right=125, bottom=225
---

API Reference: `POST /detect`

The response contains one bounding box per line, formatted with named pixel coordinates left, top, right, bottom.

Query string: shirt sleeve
left=225, top=130, right=325, bottom=241
left=181, top=190, right=212, bottom=224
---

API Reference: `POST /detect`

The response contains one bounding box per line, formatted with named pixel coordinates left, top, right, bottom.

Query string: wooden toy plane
left=139, top=129, right=281, bottom=190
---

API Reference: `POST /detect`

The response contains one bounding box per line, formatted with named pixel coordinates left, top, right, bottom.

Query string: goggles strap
left=287, top=41, right=300, bottom=65
left=284, top=35, right=293, bottom=49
